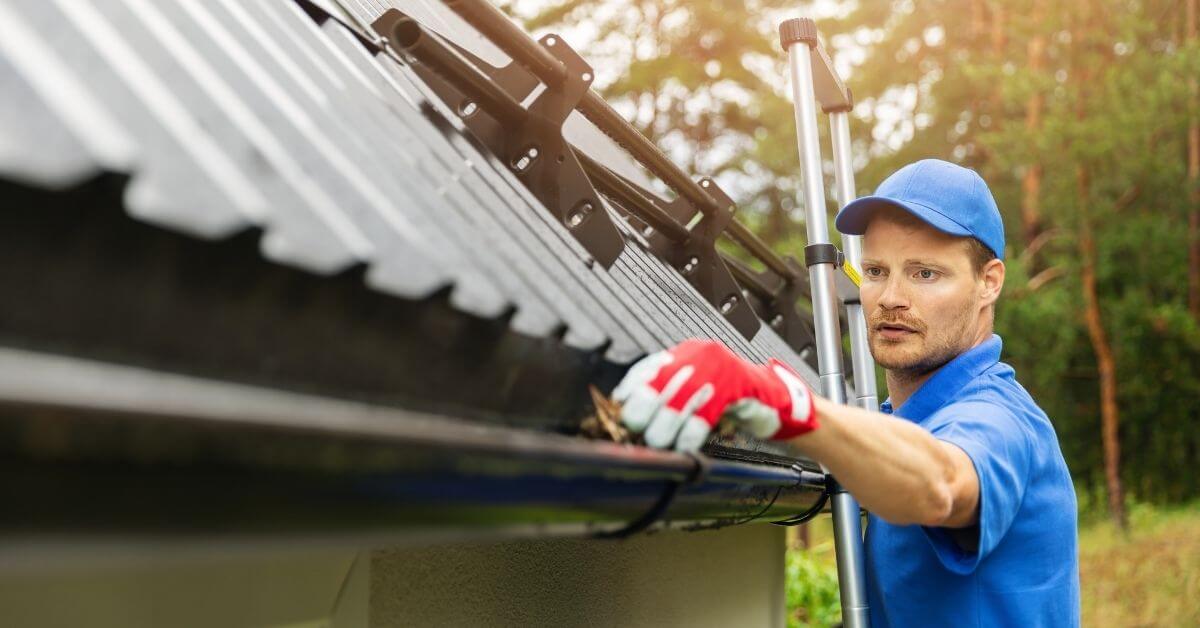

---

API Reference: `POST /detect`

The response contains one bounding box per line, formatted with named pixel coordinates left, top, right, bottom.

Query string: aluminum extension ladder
left=779, top=17, right=879, bottom=628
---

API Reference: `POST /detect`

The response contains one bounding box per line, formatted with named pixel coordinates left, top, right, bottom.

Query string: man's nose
left=878, top=275, right=909, bottom=310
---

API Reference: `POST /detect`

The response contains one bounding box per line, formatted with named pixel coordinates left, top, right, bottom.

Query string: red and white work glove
left=613, top=339, right=819, bottom=452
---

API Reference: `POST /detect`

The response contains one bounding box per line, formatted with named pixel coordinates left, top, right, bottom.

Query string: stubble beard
left=868, top=300, right=977, bottom=381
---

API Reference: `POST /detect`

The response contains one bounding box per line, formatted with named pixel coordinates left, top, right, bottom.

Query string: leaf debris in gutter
left=579, top=385, right=740, bottom=445
left=579, top=385, right=637, bottom=444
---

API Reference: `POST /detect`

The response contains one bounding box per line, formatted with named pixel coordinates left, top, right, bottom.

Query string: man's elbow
left=913, top=481, right=956, bottom=527
left=913, top=440, right=972, bottom=527
left=877, top=479, right=954, bottom=527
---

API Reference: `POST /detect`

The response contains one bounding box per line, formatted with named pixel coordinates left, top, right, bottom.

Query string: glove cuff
left=763, top=359, right=819, bottom=440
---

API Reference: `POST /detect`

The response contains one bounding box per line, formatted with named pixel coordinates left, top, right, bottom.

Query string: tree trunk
left=1077, top=165, right=1127, bottom=531
left=1188, top=0, right=1200, bottom=319
left=1021, top=0, right=1045, bottom=248
left=990, top=3, right=1006, bottom=53
left=974, top=3, right=1006, bottom=165
left=765, top=188, right=787, bottom=245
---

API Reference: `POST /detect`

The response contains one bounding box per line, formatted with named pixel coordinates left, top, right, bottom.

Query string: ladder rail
left=782, top=18, right=871, bottom=628
left=830, top=111, right=880, bottom=413
left=787, top=41, right=846, bottom=404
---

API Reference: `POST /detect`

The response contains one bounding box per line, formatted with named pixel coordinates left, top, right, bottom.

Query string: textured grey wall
left=0, top=550, right=366, bottom=628
left=371, top=524, right=786, bottom=628
left=0, top=525, right=784, bottom=627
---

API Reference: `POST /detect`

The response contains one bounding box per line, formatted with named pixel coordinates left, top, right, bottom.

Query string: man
left=613, top=159, right=1080, bottom=627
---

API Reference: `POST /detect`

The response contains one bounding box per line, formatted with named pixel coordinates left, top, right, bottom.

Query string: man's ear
left=980, top=259, right=1005, bottom=306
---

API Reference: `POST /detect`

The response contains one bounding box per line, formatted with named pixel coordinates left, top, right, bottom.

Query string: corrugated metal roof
left=0, top=0, right=820, bottom=387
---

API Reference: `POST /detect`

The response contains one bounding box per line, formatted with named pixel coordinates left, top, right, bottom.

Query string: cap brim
left=835, top=196, right=973, bottom=239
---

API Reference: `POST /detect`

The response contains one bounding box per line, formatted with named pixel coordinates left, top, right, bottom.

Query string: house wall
left=0, top=524, right=785, bottom=628
left=371, top=524, right=787, bottom=628
left=0, top=549, right=368, bottom=628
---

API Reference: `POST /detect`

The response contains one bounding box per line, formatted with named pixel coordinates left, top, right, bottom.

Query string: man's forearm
left=787, top=397, right=974, bottom=527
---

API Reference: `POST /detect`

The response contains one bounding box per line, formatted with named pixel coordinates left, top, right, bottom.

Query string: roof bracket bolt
left=511, top=145, right=540, bottom=173
left=566, top=201, right=594, bottom=229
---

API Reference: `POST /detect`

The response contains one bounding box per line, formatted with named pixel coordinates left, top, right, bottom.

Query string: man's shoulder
left=930, top=369, right=1026, bottom=420
left=931, top=362, right=1069, bottom=468
left=957, top=360, right=1047, bottom=419
left=926, top=366, right=1050, bottom=438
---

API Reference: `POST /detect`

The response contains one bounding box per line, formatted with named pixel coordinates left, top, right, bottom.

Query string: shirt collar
left=879, top=334, right=1003, bottom=421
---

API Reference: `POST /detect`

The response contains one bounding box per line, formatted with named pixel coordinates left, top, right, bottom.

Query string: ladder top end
left=779, top=18, right=818, bottom=51
left=824, top=88, right=855, bottom=114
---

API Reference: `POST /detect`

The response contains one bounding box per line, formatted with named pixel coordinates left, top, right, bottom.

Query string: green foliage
left=785, top=544, right=842, bottom=628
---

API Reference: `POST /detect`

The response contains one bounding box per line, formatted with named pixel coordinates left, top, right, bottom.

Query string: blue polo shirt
left=865, top=334, right=1079, bottom=627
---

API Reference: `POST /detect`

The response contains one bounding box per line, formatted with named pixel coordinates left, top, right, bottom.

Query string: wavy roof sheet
left=0, top=0, right=821, bottom=393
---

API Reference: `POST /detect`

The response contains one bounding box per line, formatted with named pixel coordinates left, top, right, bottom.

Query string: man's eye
left=916, top=269, right=937, bottom=280
left=865, top=267, right=883, bottom=277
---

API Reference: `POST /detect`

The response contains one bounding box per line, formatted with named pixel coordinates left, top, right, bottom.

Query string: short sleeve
left=921, top=400, right=1033, bottom=575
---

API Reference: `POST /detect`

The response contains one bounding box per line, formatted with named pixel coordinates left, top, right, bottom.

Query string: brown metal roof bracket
left=578, top=153, right=826, bottom=351
left=576, top=156, right=766, bottom=340
left=724, top=255, right=819, bottom=358
left=575, top=152, right=691, bottom=244
left=365, top=4, right=826, bottom=347
left=433, top=5, right=799, bottom=272
left=371, top=9, right=625, bottom=268
left=653, top=178, right=760, bottom=338
left=576, top=144, right=822, bottom=347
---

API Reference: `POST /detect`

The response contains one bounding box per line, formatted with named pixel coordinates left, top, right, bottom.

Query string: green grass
left=1078, top=501, right=1200, bottom=627
left=785, top=502, right=1200, bottom=627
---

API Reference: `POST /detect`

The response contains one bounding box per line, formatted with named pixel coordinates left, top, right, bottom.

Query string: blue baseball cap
left=835, top=159, right=1005, bottom=260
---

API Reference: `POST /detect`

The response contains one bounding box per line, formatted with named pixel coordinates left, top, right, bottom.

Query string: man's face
left=859, top=211, right=994, bottom=376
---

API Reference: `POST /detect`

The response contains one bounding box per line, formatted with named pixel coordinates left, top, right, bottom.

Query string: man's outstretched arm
left=614, top=339, right=980, bottom=528
left=793, top=397, right=980, bottom=528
